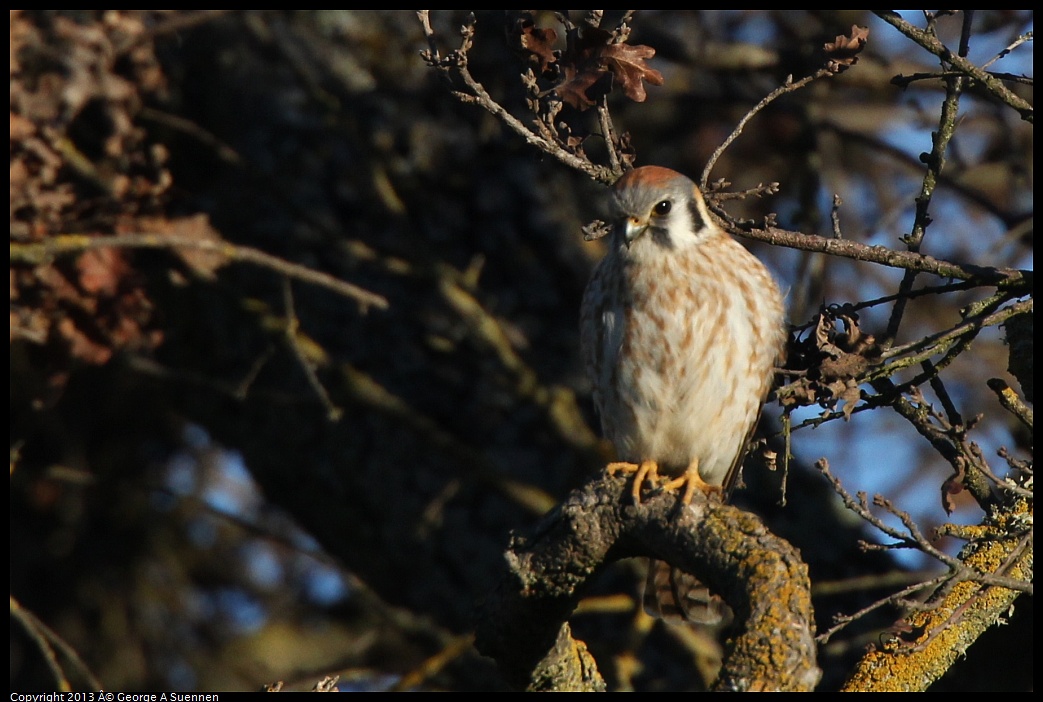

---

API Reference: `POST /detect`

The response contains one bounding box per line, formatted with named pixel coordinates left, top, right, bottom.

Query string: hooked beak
left=623, top=217, right=648, bottom=248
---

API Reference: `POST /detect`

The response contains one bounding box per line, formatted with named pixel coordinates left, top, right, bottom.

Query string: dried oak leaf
left=56, top=315, right=114, bottom=366
left=601, top=42, right=664, bottom=103
left=616, top=131, right=637, bottom=170
left=824, top=25, right=869, bottom=71
left=509, top=12, right=559, bottom=74
left=555, top=27, right=663, bottom=111
left=778, top=307, right=882, bottom=419
left=940, top=468, right=966, bottom=515
left=557, top=62, right=606, bottom=110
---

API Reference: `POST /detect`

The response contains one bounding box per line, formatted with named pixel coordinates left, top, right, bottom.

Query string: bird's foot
left=659, top=458, right=722, bottom=505
left=607, top=460, right=661, bottom=504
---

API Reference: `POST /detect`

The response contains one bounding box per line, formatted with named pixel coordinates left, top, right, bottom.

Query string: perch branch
left=475, top=471, right=819, bottom=691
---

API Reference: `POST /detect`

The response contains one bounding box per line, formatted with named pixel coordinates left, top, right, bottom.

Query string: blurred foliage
left=10, top=10, right=1032, bottom=691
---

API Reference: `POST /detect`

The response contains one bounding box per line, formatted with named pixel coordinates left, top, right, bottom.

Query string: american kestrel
left=580, top=166, right=786, bottom=623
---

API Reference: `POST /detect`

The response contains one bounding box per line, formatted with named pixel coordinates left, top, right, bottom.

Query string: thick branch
left=475, top=472, right=819, bottom=691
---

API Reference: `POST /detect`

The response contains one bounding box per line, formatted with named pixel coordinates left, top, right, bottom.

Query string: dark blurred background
left=10, top=10, right=1032, bottom=691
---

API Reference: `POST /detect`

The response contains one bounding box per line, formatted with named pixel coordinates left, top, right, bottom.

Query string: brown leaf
left=824, top=25, right=869, bottom=70
left=777, top=307, right=881, bottom=417
left=601, top=42, right=664, bottom=103
left=837, top=379, right=863, bottom=421
left=557, top=63, right=606, bottom=110
left=509, top=12, right=558, bottom=74
left=76, top=247, right=130, bottom=296
left=940, top=467, right=966, bottom=515
left=553, top=26, right=663, bottom=111
left=56, top=316, right=113, bottom=366
left=582, top=219, right=612, bottom=242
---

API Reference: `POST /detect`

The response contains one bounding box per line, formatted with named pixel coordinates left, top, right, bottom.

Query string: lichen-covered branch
left=840, top=499, right=1032, bottom=691
left=475, top=471, right=819, bottom=691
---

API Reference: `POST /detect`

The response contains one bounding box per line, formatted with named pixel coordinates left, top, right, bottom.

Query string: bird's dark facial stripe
left=687, top=198, right=705, bottom=232
left=649, top=224, right=674, bottom=250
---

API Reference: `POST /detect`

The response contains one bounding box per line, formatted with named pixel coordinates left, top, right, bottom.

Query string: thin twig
left=873, top=11, right=1033, bottom=122
left=830, top=195, right=844, bottom=239
left=817, top=575, right=947, bottom=644
left=708, top=182, right=780, bottom=201
left=10, top=595, right=103, bottom=691
left=982, top=30, right=1034, bottom=70
left=417, top=12, right=615, bottom=184
left=787, top=282, right=981, bottom=334
left=701, top=69, right=834, bottom=188
left=884, top=55, right=964, bottom=344
left=280, top=279, right=343, bottom=421
left=813, top=458, right=1033, bottom=646
left=880, top=297, right=1031, bottom=362
left=597, top=97, right=622, bottom=174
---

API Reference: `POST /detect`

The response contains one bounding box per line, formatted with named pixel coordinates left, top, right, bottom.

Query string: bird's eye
left=653, top=200, right=672, bottom=216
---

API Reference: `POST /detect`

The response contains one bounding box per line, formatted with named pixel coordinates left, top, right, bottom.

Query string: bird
left=580, top=165, right=786, bottom=624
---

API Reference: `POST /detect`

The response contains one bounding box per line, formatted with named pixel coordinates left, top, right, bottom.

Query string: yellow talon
left=660, top=458, right=722, bottom=505
left=607, top=460, right=661, bottom=503
left=609, top=458, right=722, bottom=505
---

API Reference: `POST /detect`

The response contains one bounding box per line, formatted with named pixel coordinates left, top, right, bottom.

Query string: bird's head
left=611, top=166, right=718, bottom=252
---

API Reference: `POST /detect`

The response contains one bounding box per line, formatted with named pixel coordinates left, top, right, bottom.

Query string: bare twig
left=982, top=30, right=1033, bottom=70
left=280, top=279, right=343, bottom=422
left=830, top=195, right=844, bottom=238
left=597, top=97, right=622, bottom=174
left=814, top=457, right=1033, bottom=665
left=841, top=518, right=1031, bottom=691
left=873, top=11, right=1033, bottom=122
left=880, top=298, right=1031, bottom=363
left=890, top=69, right=1035, bottom=89
left=707, top=181, right=780, bottom=201
left=817, top=574, right=948, bottom=644
left=977, top=446, right=1034, bottom=499
left=10, top=595, right=103, bottom=691
left=701, top=69, right=834, bottom=188
left=417, top=12, right=616, bottom=184
left=884, top=53, right=964, bottom=344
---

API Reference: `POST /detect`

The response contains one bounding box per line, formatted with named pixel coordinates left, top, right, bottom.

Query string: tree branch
left=873, top=11, right=1033, bottom=123
left=474, top=471, right=819, bottom=691
left=417, top=11, right=616, bottom=184
left=841, top=506, right=1032, bottom=691
left=733, top=225, right=1030, bottom=289
left=10, top=233, right=388, bottom=313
